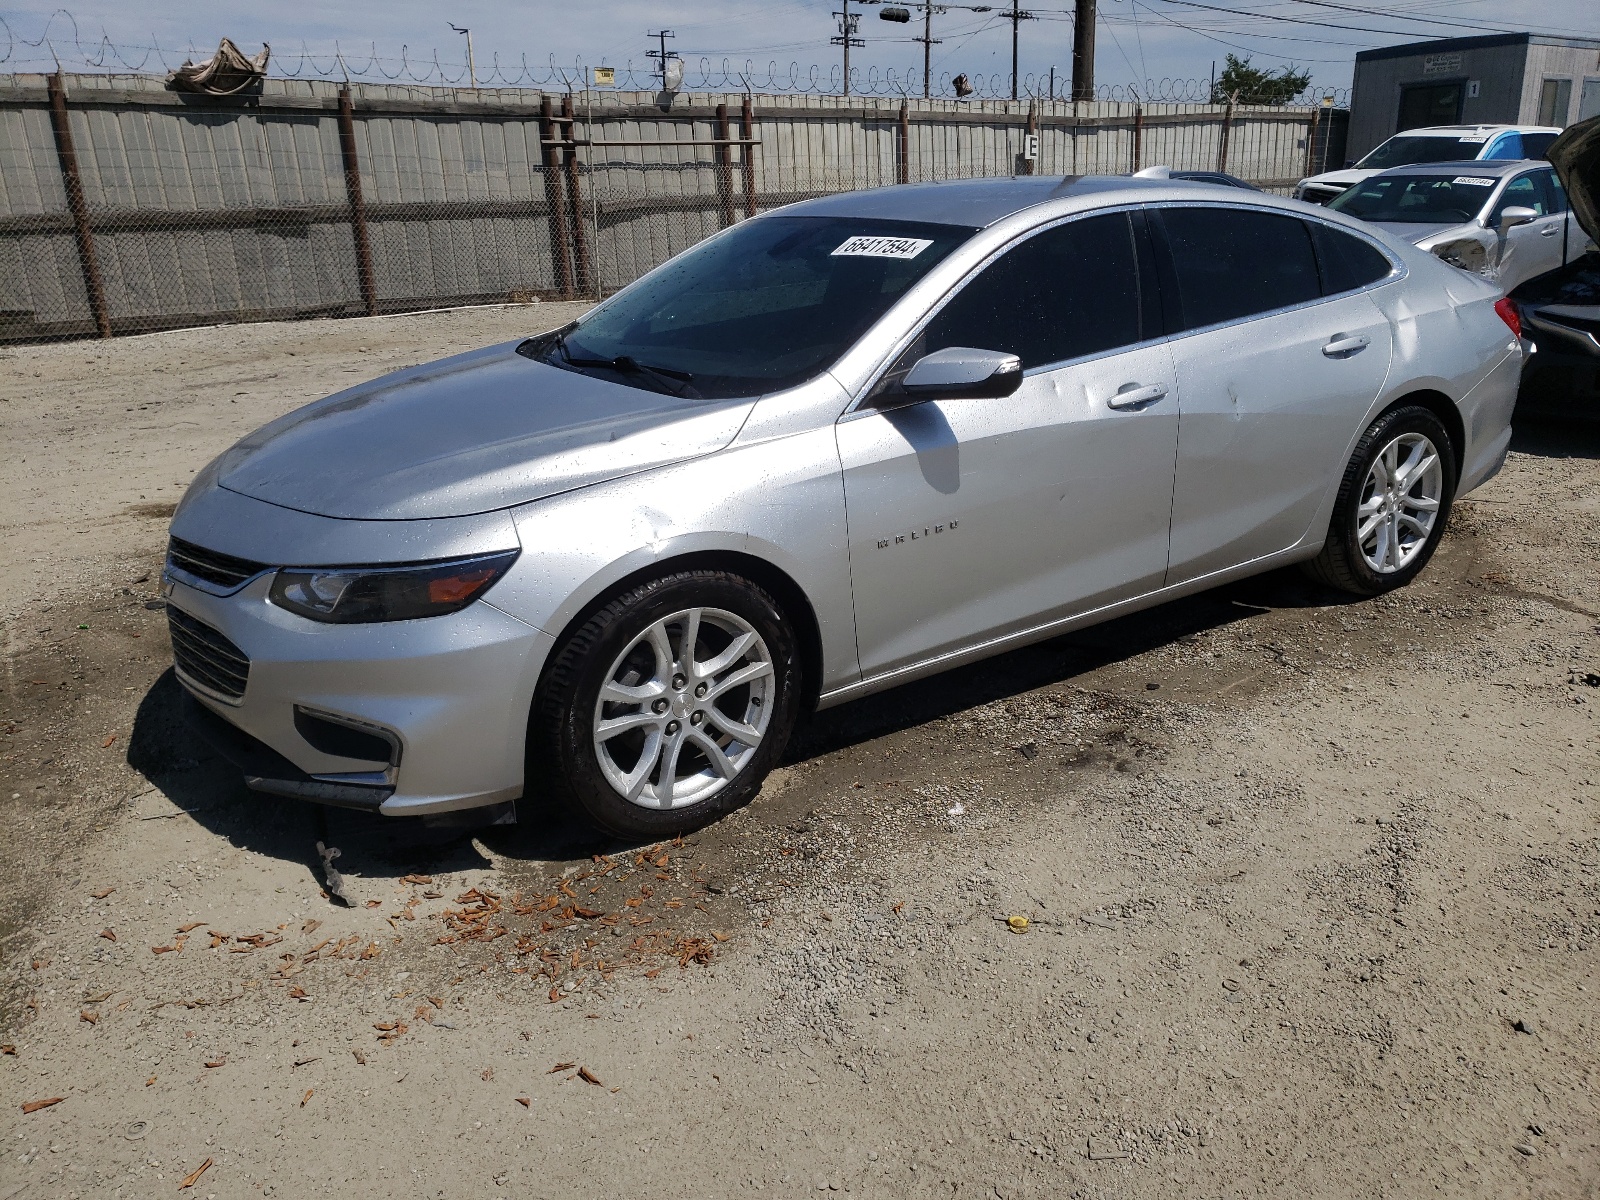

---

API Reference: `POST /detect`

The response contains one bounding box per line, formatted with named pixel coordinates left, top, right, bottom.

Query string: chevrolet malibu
left=165, top=174, right=1523, bottom=838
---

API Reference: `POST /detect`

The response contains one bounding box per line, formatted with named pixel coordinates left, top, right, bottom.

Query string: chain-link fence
left=0, top=72, right=1348, bottom=342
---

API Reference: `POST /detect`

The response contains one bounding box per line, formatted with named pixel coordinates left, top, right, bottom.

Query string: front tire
left=1303, top=405, right=1457, bottom=596
left=532, top=570, right=801, bottom=839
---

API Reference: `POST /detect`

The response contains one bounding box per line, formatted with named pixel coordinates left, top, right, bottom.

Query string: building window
left=1538, top=78, right=1572, bottom=126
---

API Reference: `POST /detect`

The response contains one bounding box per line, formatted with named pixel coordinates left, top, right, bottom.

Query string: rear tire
left=1302, top=405, right=1456, bottom=596
left=531, top=570, right=801, bottom=840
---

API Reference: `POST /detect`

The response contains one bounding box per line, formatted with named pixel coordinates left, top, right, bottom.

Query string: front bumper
left=167, top=574, right=554, bottom=816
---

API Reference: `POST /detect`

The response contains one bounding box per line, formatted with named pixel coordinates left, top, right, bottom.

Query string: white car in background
left=1296, top=124, right=1562, bottom=206
left=1325, top=159, right=1585, bottom=293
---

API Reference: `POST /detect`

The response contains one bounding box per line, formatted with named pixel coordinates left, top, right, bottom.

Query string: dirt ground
left=1, top=306, right=1597, bottom=1200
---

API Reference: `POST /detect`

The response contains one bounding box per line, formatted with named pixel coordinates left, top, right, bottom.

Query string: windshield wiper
left=559, top=342, right=700, bottom=398
left=519, top=324, right=701, bottom=398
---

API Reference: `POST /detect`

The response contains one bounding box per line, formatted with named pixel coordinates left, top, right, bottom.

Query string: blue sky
left=2, top=0, right=1596, bottom=95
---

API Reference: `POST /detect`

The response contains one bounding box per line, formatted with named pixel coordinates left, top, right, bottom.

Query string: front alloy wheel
left=593, top=607, right=774, bottom=809
left=534, top=570, right=801, bottom=838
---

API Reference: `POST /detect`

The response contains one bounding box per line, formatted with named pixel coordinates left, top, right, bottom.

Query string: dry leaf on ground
left=178, top=1157, right=213, bottom=1189
left=21, top=1097, right=64, bottom=1114
left=98, top=928, right=116, bottom=942
left=90, top=886, right=115, bottom=899
left=577, top=1066, right=605, bottom=1087
left=515, top=1096, right=531, bottom=1107
left=548, top=1061, right=576, bottom=1073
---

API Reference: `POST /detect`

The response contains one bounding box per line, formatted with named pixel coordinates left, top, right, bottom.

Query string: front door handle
left=1105, top=383, right=1168, bottom=410
left=1540, top=225, right=1560, bottom=237
left=1322, top=334, right=1370, bottom=357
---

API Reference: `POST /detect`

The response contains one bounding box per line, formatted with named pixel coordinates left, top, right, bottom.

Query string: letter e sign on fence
left=1023, top=133, right=1040, bottom=162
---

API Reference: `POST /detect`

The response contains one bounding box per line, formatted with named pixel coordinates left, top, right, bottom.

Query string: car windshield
left=1328, top=174, right=1497, bottom=224
left=537, top=215, right=976, bottom=399
left=1356, top=134, right=1491, bottom=170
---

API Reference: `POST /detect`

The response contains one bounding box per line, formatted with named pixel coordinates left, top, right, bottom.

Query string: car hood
left=216, top=340, right=756, bottom=520
left=1550, top=114, right=1600, bottom=245
left=1370, top=220, right=1467, bottom=246
left=1303, top=169, right=1371, bottom=189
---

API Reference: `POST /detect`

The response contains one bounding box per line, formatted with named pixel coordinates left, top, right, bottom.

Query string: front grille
left=168, top=607, right=251, bottom=701
left=1300, top=185, right=1347, bottom=206
left=167, top=537, right=269, bottom=593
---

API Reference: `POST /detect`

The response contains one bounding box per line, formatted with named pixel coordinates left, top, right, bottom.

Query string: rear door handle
left=1322, top=334, right=1370, bottom=357
left=1105, top=383, right=1168, bottom=410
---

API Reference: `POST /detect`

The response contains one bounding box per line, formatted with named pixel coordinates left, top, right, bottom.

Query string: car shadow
left=127, top=564, right=1357, bottom=886
left=784, top=563, right=1356, bottom=763
left=1509, top=412, right=1600, bottom=459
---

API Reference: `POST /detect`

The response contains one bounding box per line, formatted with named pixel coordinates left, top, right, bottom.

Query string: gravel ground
left=1, top=310, right=1597, bottom=1199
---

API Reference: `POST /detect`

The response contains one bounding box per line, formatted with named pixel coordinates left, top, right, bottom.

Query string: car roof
left=1389, top=124, right=1561, bottom=136
left=774, top=174, right=1241, bottom=228
left=1364, top=159, right=1543, bottom=179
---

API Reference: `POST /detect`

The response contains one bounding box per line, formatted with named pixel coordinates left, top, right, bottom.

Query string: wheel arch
left=532, top=549, right=827, bottom=719
left=1377, top=388, right=1466, bottom=482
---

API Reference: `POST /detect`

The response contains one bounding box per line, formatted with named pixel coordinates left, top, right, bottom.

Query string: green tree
left=1210, top=54, right=1312, bottom=104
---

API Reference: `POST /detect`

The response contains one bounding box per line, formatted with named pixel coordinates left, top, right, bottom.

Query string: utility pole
left=1071, top=0, right=1095, bottom=101
left=646, top=29, right=678, bottom=89
left=832, top=0, right=864, bottom=96
left=921, top=5, right=942, bottom=99
left=1007, top=1, right=1035, bottom=101
left=449, top=24, right=476, bottom=89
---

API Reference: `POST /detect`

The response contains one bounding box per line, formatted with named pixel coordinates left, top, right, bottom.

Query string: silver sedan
left=1325, top=159, right=1586, bottom=293
left=164, top=175, right=1523, bottom=837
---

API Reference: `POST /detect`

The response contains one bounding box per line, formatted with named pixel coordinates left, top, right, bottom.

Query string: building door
left=1398, top=82, right=1462, bottom=131
left=1580, top=78, right=1600, bottom=123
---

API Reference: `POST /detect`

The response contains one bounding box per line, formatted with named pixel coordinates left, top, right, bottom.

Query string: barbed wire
left=0, top=12, right=1349, bottom=105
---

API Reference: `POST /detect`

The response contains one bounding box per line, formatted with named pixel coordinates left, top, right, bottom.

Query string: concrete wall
left=0, top=72, right=1344, bottom=342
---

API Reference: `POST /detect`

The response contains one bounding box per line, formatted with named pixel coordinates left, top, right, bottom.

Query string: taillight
left=1494, top=296, right=1522, bottom=340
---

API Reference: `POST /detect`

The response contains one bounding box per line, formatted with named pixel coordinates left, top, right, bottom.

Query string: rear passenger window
left=1157, top=207, right=1321, bottom=330
left=921, top=212, right=1147, bottom=369
left=1522, top=132, right=1559, bottom=160
left=1307, top=222, right=1394, bottom=295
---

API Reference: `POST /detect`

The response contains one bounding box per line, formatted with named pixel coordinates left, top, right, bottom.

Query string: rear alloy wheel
left=534, top=571, right=801, bottom=839
left=1303, top=405, right=1457, bottom=596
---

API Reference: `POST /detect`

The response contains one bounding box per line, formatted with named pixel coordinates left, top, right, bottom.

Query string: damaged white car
left=1326, top=158, right=1585, bottom=294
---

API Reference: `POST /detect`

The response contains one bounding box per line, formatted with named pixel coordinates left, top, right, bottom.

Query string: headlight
left=268, top=550, right=519, bottom=623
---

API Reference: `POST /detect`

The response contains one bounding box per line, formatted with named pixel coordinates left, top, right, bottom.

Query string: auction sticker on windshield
left=832, top=235, right=934, bottom=259
left=1452, top=176, right=1496, bottom=186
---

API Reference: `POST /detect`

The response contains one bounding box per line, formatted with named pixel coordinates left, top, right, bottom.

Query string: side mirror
left=1344, top=158, right=1355, bottom=169
left=1496, top=205, right=1538, bottom=235
left=900, top=347, right=1023, bottom=399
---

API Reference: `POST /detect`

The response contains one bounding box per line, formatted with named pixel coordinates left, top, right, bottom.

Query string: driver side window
left=1493, top=174, right=1547, bottom=221
left=869, top=211, right=1150, bottom=403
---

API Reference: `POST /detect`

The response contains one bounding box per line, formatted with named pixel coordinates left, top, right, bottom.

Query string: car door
left=837, top=210, right=1179, bottom=678
left=1493, top=169, right=1565, bottom=290
left=1540, top=167, right=1585, bottom=267
left=1154, top=205, right=1396, bottom=585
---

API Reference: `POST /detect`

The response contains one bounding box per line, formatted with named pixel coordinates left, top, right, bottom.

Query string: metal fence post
left=741, top=95, right=759, bottom=218
left=1130, top=103, right=1143, bottom=174
left=897, top=101, right=910, bottom=185
left=715, top=102, right=736, bottom=228
left=561, top=94, right=592, bottom=296
left=1304, top=104, right=1321, bottom=180
left=46, top=72, right=111, bottom=339
left=337, top=87, right=378, bottom=316
left=540, top=96, right=575, bottom=298
left=1217, top=96, right=1235, bottom=173
left=1024, top=104, right=1038, bottom=176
